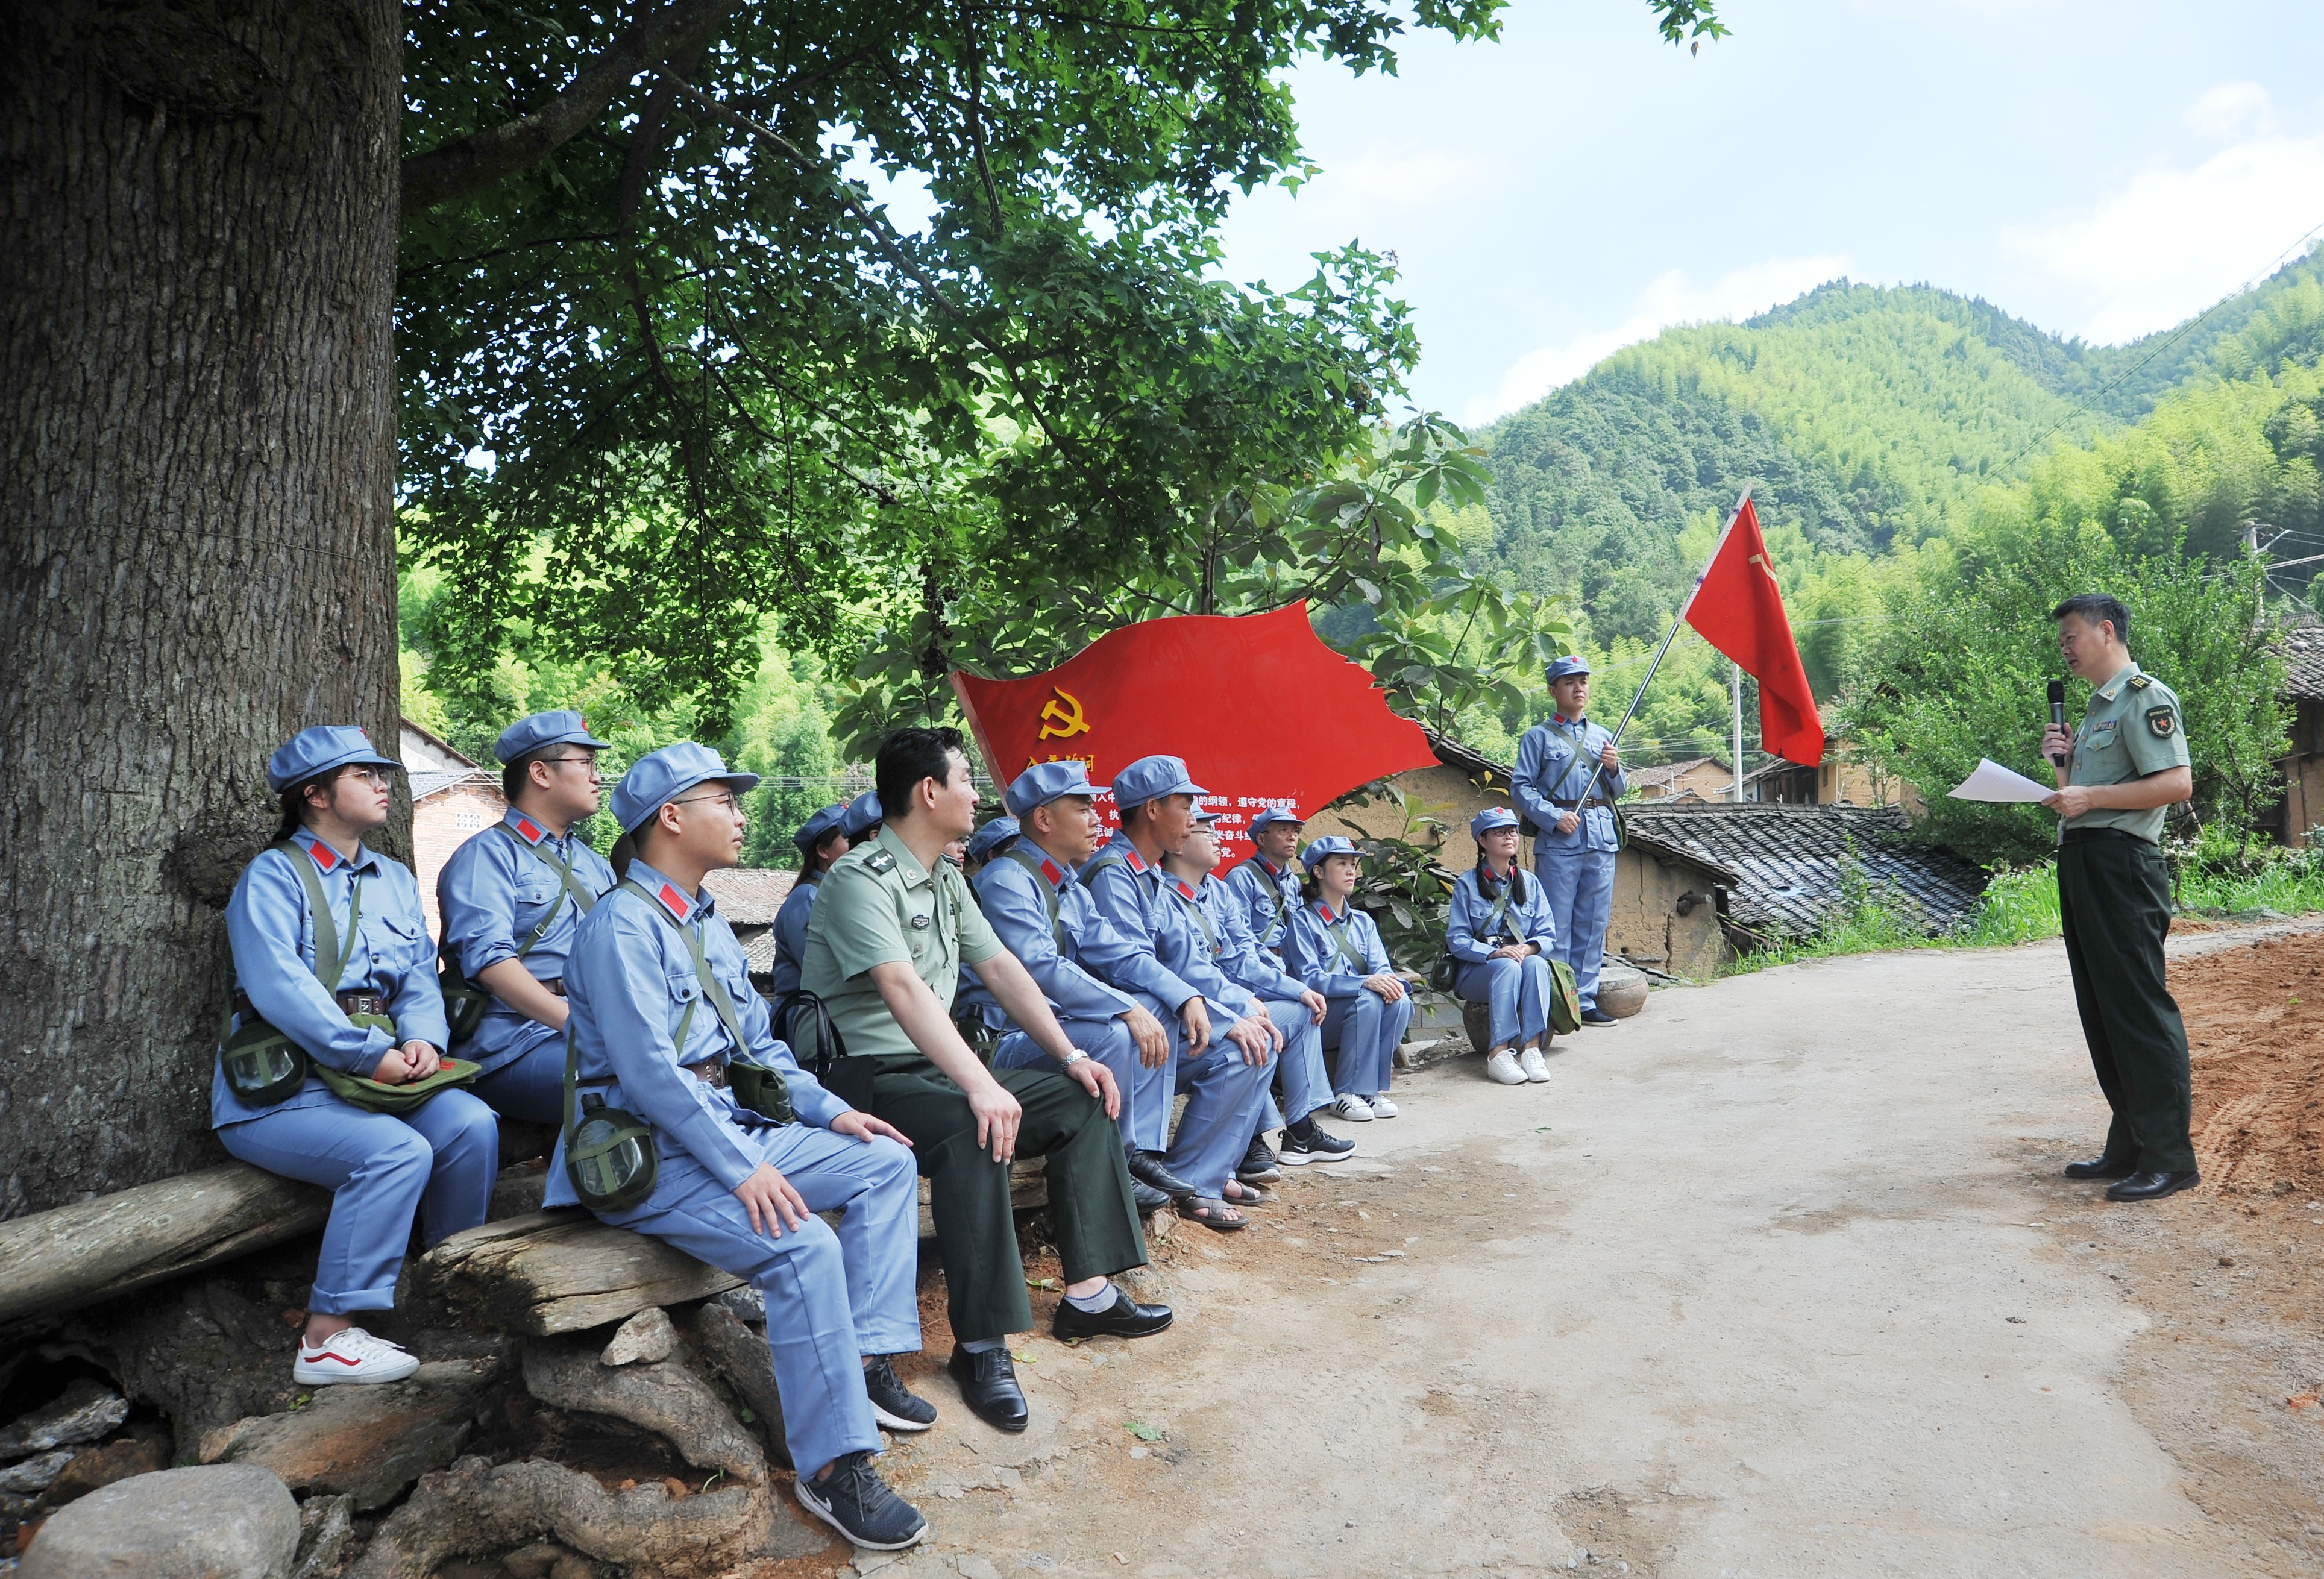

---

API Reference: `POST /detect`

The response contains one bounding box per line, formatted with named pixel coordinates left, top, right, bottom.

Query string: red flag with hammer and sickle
left=950, top=606, right=1437, bottom=862
left=1681, top=495, right=1825, bottom=767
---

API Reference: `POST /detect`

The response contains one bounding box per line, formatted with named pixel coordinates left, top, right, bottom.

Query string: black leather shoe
left=2064, top=1155, right=2137, bottom=1181
left=1128, top=1176, right=1172, bottom=1214
left=1125, top=1146, right=1197, bottom=1201
left=946, top=1346, right=1029, bottom=1433
left=1051, top=1285, right=1174, bottom=1342
left=1580, top=1008, right=1619, bottom=1027
left=2106, top=1169, right=2200, bottom=1202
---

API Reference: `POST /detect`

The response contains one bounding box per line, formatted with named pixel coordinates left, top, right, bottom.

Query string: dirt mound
left=2174, top=930, right=2324, bottom=1193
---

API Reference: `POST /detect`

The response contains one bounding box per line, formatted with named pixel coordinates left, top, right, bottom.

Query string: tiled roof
left=700, top=867, right=796, bottom=926
left=1629, top=756, right=1731, bottom=794
left=2286, top=626, right=2324, bottom=703
left=729, top=922, right=777, bottom=979
left=411, top=768, right=497, bottom=803
left=1621, top=804, right=1988, bottom=940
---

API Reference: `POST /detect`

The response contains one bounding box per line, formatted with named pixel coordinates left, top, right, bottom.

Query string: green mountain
left=1481, top=252, right=2324, bottom=646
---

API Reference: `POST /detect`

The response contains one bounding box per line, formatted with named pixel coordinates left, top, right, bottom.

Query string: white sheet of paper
left=1946, top=757, right=2055, bottom=804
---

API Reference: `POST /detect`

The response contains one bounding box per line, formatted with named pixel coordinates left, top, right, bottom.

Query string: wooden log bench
left=416, top=1161, right=1053, bottom=1336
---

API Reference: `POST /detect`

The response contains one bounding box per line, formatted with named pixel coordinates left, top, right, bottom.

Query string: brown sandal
left=1175, top=1196, right=1249, bottom=1232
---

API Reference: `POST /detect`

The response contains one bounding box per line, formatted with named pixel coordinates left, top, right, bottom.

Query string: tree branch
left=401, top=0, right=742, bottom=216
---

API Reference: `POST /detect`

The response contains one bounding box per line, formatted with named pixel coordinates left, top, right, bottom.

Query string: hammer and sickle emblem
left=1037, top=686, right=1090, bottom=741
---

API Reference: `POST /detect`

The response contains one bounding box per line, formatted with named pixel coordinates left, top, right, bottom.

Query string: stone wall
left=1608, top=847, right=1729, bottom=981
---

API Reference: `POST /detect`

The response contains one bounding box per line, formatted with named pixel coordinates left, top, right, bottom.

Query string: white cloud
left=1464, top=254, right=1853, bottom=426
left=2006, top=122, right=2324, bottom=344
left=2185, top=81, right=2274, bottom=140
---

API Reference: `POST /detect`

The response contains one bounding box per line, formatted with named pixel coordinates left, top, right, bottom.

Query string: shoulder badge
left=2127, top=674, right=2152, bottom=690
left=2146, top=706, right=2176, bottom=738
left=864, top=849, right=896, bottom=875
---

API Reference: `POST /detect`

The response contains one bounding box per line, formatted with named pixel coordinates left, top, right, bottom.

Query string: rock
left=199, top=1360, right=500, bottom=1510
left=548, top=1557, right=600, bottom=1579
left=956, top=1558, right=1004, bottom=1579
left=20, top=1464, right=299, bottom=1579
left=688, top=1304, right=790, bottom=1471
left=46, top=1434, right=170, bottom=1505
left=1113, top=1264, right=1172, bottom=1307
left=498, top=1540, right=572, bottom=1579
left=708, top=1285, right=765, bottom=1325
left=521, top=1341, right=764, bottom=1483
left=58, top=1279, right=307, bottom=1446
left=1595, top=964, right=1648, bottom=1019
left=0, top=1450, right=74, bottom=1493
left=598, top=1307, right=676, bottom=1367
left=0, top=1378, right=130, bottom=1457
left=288, top=1493, right=354, bottom=1579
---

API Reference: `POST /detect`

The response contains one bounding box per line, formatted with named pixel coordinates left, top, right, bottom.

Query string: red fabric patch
left=659, top=883, right=690, bottom=918
left=1172, top=877, right=1196, bottom=900
left=1316, top=901, right=1337, bottom=923
left=305, top=839, right=338, bottom=871
left=1122, top=847, right=1146, bottom=873
left=514, top=816, right=542, bottom=842
left=1040, top=858, right=1063, bottom=886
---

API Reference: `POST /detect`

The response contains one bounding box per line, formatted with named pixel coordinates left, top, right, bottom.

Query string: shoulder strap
left=495, top=821, right=601, bottom=914
left=1166, top=880, right=1219, bottom=953
left=1241, top=857, right=1290, bottom=926
left=1319, top=905, right=1369, bottom=975
left=1081, top=849, right=1129, bottom=885
left=620, top=879, right=752, bottom=1062
left=1002, top=845, right=1068, bottom=949
left=279, top=842, right=363, bottom=993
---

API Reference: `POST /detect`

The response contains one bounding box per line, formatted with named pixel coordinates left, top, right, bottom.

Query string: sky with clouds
left=1208, top=0, right=2324, bottom=427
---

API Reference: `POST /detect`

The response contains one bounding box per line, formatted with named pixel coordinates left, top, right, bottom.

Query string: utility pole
left=2247, top=520, right=2267, bottom=636
left=1731, top=658, right=1745, bottom=803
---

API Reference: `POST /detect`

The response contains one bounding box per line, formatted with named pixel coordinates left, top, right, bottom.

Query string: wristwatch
left=1058, top=1049, right=1091, bottom=1069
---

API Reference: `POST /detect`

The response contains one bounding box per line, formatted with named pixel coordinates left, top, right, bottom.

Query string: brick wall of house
left=413, top=777, right=507, bottom=939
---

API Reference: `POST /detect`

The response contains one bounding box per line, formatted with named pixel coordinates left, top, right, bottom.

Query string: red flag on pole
left=950, top=606, right=1437, bottom=862
left=1681, top=496, right=1826, bottom=767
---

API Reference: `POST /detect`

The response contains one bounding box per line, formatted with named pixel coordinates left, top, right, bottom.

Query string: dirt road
left=835, top=926, right=2324, bottom=1579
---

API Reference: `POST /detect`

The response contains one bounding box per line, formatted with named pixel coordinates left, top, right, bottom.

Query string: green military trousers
left=2056, top=831, right=2196, bottom=1173
left=848, top=1056, right=1148, bottom=1343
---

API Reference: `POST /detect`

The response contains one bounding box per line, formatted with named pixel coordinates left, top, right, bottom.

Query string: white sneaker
left=293, top=1326, right=420, bottom=1386
left=1369, top=1093, right=1400, bottom=1118
left=1485, top=1049, right=1526, bottom=1085
left=1519, top=1047, right=1551, bottom=1083
left=1330, top=1094, right=1375, bottom=1122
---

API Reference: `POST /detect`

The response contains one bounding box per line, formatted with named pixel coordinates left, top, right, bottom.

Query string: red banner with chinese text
left=950, top=606, right=1438, bottom=861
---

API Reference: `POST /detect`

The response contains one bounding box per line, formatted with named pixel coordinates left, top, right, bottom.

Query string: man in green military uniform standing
left=2041, top=594, right=2197, bottom=1203
left=800, top=726, right=1168, bottom=1434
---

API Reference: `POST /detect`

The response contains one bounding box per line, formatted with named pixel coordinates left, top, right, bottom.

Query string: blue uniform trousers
left=1166, top=1030, right=1274, bottom=1198
left=1255, top=999, right=1331, bottom=1132
left=1321, top=991, right=1413, bottom=1099
left=466, top=1028, right=568, bottom=1126
left=993, top=1014, right=1167, bottom=1155
left=1537, top=847, right=1615, bottom=1012
left=600, top=1121, right=921, bottom=1481
left=1455, top=954, right=1557, bottom=1052
left=218, top=1087, right=498, bottom=1315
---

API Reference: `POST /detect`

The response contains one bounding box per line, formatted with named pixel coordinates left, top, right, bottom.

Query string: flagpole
left=1563, top=489, right=1754, bottom=808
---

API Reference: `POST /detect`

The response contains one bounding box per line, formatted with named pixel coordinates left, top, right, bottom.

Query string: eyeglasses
left=341, top=767, right=394, bottom=790
left=671, top=792, right=747, bottom=818
left=537, top=754, right=603, bottom=776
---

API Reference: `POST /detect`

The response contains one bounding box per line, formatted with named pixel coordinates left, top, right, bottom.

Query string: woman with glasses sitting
left=214, top=727, right=497, bottom=1385
left=1448, top=808, right=1561, bottom=1087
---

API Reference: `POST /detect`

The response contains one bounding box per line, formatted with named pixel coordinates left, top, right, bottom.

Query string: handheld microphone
left=2047, top=679, right=2067, bottom=768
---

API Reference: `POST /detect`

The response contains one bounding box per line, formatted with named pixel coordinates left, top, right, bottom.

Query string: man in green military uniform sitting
left=2041, top=593, right=2196, bottom=1203
left=800, top=727, right=1169, bottom=1434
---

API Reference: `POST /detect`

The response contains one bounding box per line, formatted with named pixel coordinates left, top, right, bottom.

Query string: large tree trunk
left=1, top=0, right=403, bottom=1213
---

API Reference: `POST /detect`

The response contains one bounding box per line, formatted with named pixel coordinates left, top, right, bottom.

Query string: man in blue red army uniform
left=969, top=762, right=1178, bottom=1214
left=436, top=710, right=620, bottom=1125
left=1081, top=755, right=1279, bottom=1231
left=1513, top=656, right=1627, bottom=1027
left=553, top=741, right=934, bottom=1551
left=767, top=801, right=849, bottom=1001
left=1225, top=805, right=1304, bottom=958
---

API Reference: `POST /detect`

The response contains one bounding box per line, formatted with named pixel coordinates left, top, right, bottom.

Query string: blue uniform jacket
left=214, top=828, right=450, bottom=1127
left=1446, top=864, right=1559, bottom=962
left=1188, top=875, right=1307, bottom=1001
left=1223, top=856, right=1301, bottom=955
left=1513, top=715, right=1627, bottom=855
left=969, top=846, right=1143, bottom=1031
left=767, top=876, right=819, bottom=998
left=1284, top=897, right=1393, bottom=997
left=547, top=858, right=849, bottom=1204
left=436, top=808, right=617, bottom=1075
left=1081, top=832, right=1249, bottom=1024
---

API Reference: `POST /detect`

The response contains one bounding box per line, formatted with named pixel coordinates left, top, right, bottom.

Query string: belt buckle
left=684, top=1060, right=729, bottom=1089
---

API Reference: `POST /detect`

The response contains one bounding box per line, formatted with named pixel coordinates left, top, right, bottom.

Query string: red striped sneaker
left=293, top=1326, right=420, bottom=1385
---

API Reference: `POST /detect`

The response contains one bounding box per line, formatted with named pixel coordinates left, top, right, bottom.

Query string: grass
left=1720, top=847, right=2324, bottom=976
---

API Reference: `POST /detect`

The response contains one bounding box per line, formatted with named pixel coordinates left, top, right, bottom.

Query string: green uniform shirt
left=2060, top=659, right=2190, bottom=846
left=800, top=824, right=1003, bottom=1064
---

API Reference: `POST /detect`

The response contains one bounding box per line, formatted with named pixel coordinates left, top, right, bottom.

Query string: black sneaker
left=1278, top=1116, right=1355, bottom=1165
left=1580, top=1008, right=1619, bottom=1026
left=795, top=1450, right=927, bottom=1550
left=862, top=1354, right=937, bottom=1433
left=1237, top=1135, right=1283, bottom=1183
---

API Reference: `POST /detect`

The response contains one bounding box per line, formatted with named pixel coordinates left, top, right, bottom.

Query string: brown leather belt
left=1550, top=798, right=1611, bottom=810
left=682, top=1061, right=729, bottom=1088
left=541, top=979, right=567, bottom=997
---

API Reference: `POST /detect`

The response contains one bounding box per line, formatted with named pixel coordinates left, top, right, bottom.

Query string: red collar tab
left=1259, top=858, right=1283, bottom=877
left=513, top=815, right=544, bottom=843
left=1553, top=714, right=1575, bottom=727
left=1172, top=877, right=1197, bottom=900
left=1122, top=846, right=1147, bottom=873
left=1040, top=858, right=1064, bottom=887
left=297, top=832, right=339, bottom=872
left=1316, top=900, right=1340, bottom=923
left=659, top=883, right=692, bottom=920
